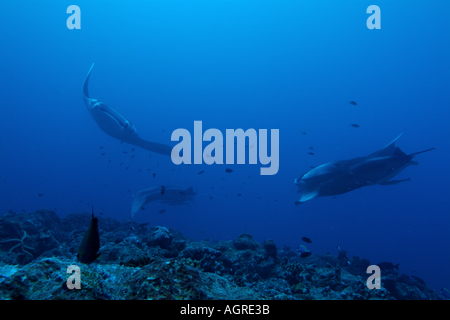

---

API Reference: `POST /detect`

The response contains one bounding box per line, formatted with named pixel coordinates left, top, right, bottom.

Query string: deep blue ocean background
left=1, top=1, right=448, bottom=292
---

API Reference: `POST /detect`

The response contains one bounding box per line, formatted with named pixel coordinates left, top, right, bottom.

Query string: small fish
left=309, top=147, right=314, bottom=150
left=350, top=124, right=360, bottom=128
left=209, top=196, right=213, bottom=200
left=153, top=173, right=156, bottom=178
left=178, top=191, right=186, bottom=195
left=120, top=162, right=123, bottom=166
left=123, top=151, right=128, bottom=154
left=198, top=170, right=205, bottom=175
left=99, top=146, right=104, bottom=149
left=131, top=155, right=135, bottom=159
left=160, top=186, right=165, bottom=195
left=37, top=193, right=44, bottom=197
left=349, top=101, right=357, bottom=106
left=301, top=131, right=306, bottom=135
left=297, top=245, right=308, bottom=255
left=140, top=206, right=145, bottom=210
left=132, top=148, right=135, bottom=151
left=302, top=237, right=312, bottom=243
left=225, top=168, right=233, bottom=173
left=300, top=251, right=312, bottom=258
left=101, top=153, right=106, bottom=156
left=308, top=152, right=314, bottom=155
left=126, top=166, right=129, bottom=170
left=237, top=194, right=242, bottom=196
left=158, top=209, right=166, bottom=214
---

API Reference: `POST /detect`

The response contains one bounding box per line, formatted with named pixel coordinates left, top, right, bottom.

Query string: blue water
left=1, top=1, right=449, bottom=292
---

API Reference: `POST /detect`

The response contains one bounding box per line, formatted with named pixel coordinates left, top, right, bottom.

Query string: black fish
left=131, top=155, right=135, bottom=158
left=350, top=124, right=360, bottom=128
left=153, top=173, right=156, bottom=178
left=198, top=170, right=205, bottom=175
left=37, top=193, right=44, bottom=197
left=349, top=101, right=357, bottom=106
left=178, top=191, right=186, bottom=195
left=132, top=148, right=135, bottom=151
left=225, top=168, right=233, bottom=173
left=123, top=151, right=128, bottom=153
left=77, top=206, right=100, bottom=265
left=158, top=209, right=166, bottom=214
left=377, top=262, right=399, bottom=271
left=309, top=147, right=314, bottom=150
left=308, top=152, right=314, bottom=155
left=160, top=186, right=165, bottom=195
left=101, top=153, right=106, bottom=156
left=300, top=251, right=311, bottom=258
left=301, top=131, right=306, bottom=135
left=302, top=237, right=312, bottom=243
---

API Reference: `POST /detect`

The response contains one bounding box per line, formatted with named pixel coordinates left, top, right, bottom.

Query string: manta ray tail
left=410, top=147, right=436, bottom=156
left=83, top=63, right=95, bottom=99
left=134, top=137, right=173, bottom=156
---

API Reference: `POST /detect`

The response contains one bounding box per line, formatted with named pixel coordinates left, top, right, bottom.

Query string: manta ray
left=130, top=186, right=196, bottom=219
left=83, top=63, right=173, bottom=156
left=294, top=132, right=435, bottom=204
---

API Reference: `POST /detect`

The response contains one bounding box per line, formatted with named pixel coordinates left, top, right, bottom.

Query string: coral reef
left=0, top=210, right=444, bottom=300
